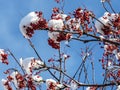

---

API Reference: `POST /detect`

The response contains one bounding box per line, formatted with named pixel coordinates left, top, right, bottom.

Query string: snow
left=70, top=80, right=78, bottom=90
left=95, top=17, right=109, bottom=34
left=46, top=78, right=56, bottom=85
left=20, top=57, right=33, bottom=74
left=1, top=79, right=10, bottom=90
left=107, top=60, right=112, bottom=67
left=32, top=75, right=43, bottom=85
left=48, top=15, right=65, bottom=42
left=86, top=87, right=91, bottom=90
left=0, top=49, right=8, bottom=64
left=19, top=12, right=39, bottom=39
left=46, top=79, right=64, bottom=89
left=48, top=19, right=64, bottom=31
left=65, top=18, right=80, bottom=31
left=20, top=57, right=44, bottom=74
left=95, top=12, right=118, bottom=35
left=10, top=71, right=19, bottom=88
left=0, top=49, right=5, bottom=61
left=116, top=52, right=120, bottom=60
left=101, top=0, right=106, bottom=2
left=47, top=13, right=68, bottom=43
left=101, top=0, right=110, bottom=2
left=52, top=13, right=67, bottom=21
left=48, top=31, right=59, bottom=42
left=48, top=13, right=67, bottom=31
left=117, top=85, right=120, bottom=90
left=60, top=14, right=67, bottom=21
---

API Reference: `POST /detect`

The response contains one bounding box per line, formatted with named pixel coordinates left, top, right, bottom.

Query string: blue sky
left=0, top=0, right=120, bottom=89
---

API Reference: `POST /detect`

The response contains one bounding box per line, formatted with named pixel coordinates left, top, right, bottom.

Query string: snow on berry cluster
left=2, top=69, right=79, bottom=90
left=2, top=70, right=26, bottom=89
left=0, top=49, right=8, bottom=64
left=46, top=79, right=64, bottom=90
left=95, top=12, right=119, bottom=35
left=1, top=57, right=45, bottom=89
left=2, top=70, right=43, bottom=89
left=6, top=6, right=120, bottom=89
left=19, top=11, right=47, bottom=39
left=48, top=7, right=93, bottom=49
left=20, top=57, right=44, bottom=74
left=47, top=7, right=69, bottom=49
left=96, top=12, right=120, bottom=82
left=19, top=7, right=93, bottom=49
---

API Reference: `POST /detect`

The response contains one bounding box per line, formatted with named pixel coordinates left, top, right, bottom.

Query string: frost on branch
left=0, top=49, right=8, bottom=65
left=19, top=11, right=47, bottom=39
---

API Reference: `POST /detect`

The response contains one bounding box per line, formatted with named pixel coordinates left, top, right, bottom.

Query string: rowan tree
left=0, top=0, right=120, bottom=90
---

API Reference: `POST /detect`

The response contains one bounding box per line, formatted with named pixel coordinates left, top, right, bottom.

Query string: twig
left=47, top=69, right=60, bottom=81
left=27, top=39, right=60, bottom=82
left=43, top=29, right=120, bottom=46
left=91, top=61, right=95, bottom=84
left=72, top=38, right=99, bottom=43
left=58, top=48, right=62, bottom=82
left=78, top=62, right=84, bottom=82
left=83, top=32, right=120, bottom=46
left=27, top=39, right=42, bottom=61
left=72, top=59, right=84, bottom=79
left=62, top=58, right=66, bottom=82
left=48, top=66, right=120, bottom=87
left=83, top=64, right=89, bottom=84
left=102, top=2, right=109, bottom=12
left=8, top=49, right=25, bottom=75
left=107, top=1, right=116, bottom=13
left=73, top=52, right=88, bottom=81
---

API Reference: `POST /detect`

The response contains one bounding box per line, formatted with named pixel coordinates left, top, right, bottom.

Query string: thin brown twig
left=62, top=58, right=66, bottom=82
left=91, top=61, right=95, bottom=84
left=42, top=29, right=120, bottom=46
left=27, top=39, right=60, bottom=82
left=102, top=2, right=109, bottom=12
left=72, top=38, right=99, bottom=43
left=58, top=48, right=62, bottom=82
left=73, top=49, right=89, bottom=82
left=48, top=66, right=120, bottom=87
left=83, top=64, right=89, bottom=84
left=83, top=32, right=120, bottom=46
left=107, top=1, right=116, bottom=13
left=27, top=39, right=42, bottom=61
left=8, top=49, right=25, bottom=75
left=72, top=59, right=84, bottom=80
